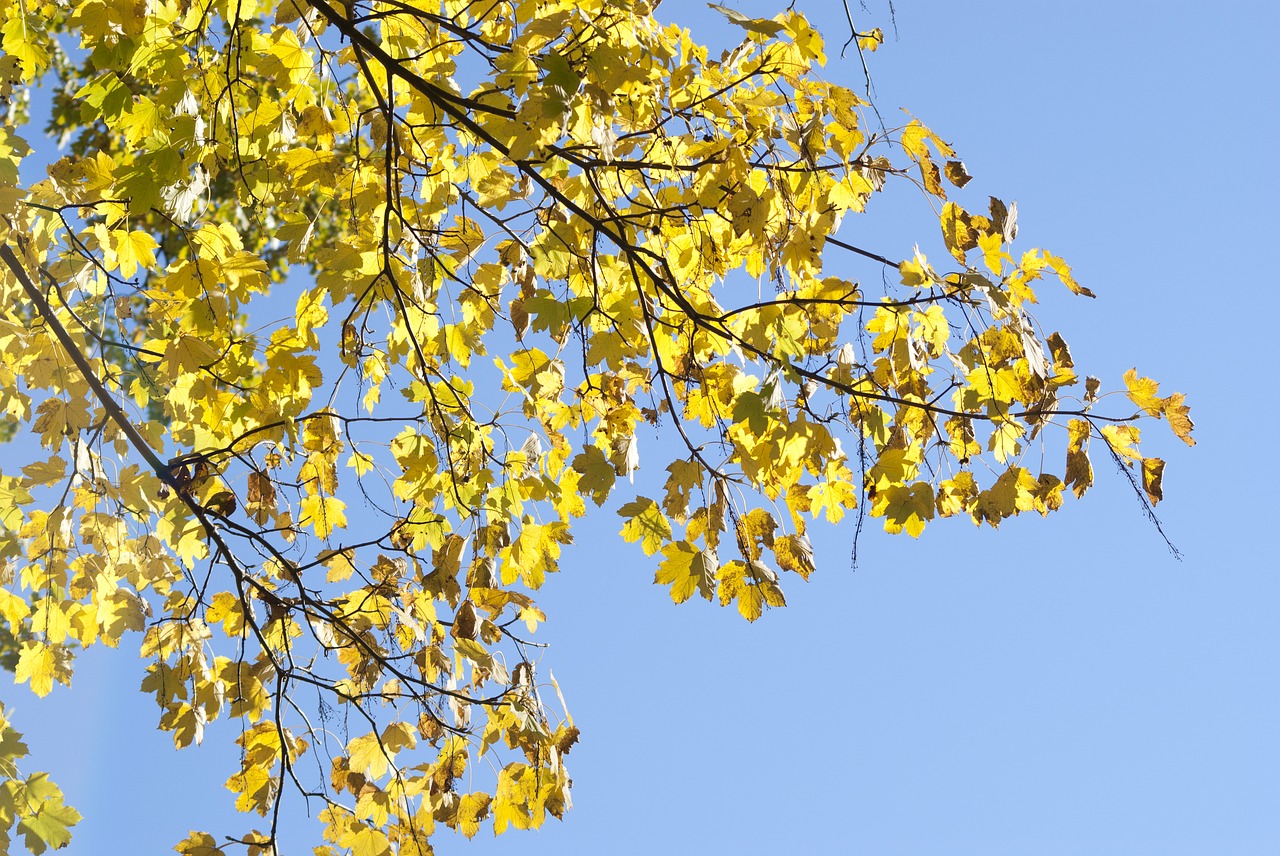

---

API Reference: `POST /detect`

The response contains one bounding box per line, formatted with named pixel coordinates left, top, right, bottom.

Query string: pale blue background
left=3, top=2, right=1277, bottom=854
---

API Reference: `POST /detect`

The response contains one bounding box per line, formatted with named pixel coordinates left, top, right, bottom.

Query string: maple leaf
left=109, top=230, right=159, bottom=279
left=1142, top=457, right=1166, bottom=504
left=571, top=444, right=615, bottom=506
left=13, top=642, right=71, bottom=698
left=300, top=495, right=347, bottom=540
left=15, top=773, right=81, bottom=855
left=456, top=793, right=492, bottom=839
left=1163, top=393, right=1196, bottom=447
left=876, top=482, right=935, bottom=537
left=1124, top=368, right=1164, bottom=416
left=174, top=830, right=226, bottom=856
left=655, top=541, right=718, bottom=604
left=618, top=498, right=672, bottom=557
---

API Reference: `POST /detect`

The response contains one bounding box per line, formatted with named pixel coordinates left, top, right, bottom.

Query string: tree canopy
left=0, top=0, right=1192, bottom=852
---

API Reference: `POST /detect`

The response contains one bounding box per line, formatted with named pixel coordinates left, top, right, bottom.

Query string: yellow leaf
left=1123, top=368, right=1163, bottom=416
left=773, top=533, right=815, bottom=578
left=1163, top=392, right=1195, bottom=447
left=21, top=456, right=67, bottom=487
left=617, top=498, right=671, bottom=557
left=708, top=4, right=785, bottom=36
left=898, top=251, right=935, bottom=288
left=1065, top=419, right=1093, bottom=499
left=827, top=173, right=872, bottom=213
left=29, top=600, right=72, bottom=644
left=381, top=720, right=417, bottom=754
left=14, top=641, right=71, bottom=697
left=503, top=521, right=572, bottom=588
left=1101, top=424, right=1141, bottom=462
left=518, top=605, right=545, bottom=632
left=159, top=702, right=206, bottom=748
left=347, top=731, right=391, bottom=779
left=736, top=582, right=764, bottom=621
left=174, top=830, right=226, bottom=856
left=714, top=560, right=777, bottom=622
left=571, top=444, right=615, bottom=506
left=300, top=495, right=346, bottom=539
left=876, top=482, right=934, bottom=537
left=1, top=17, right=50, bottom=82
left=1030, top=473, right=1065, bottom=515
left=735, top=508, right=776, bottom=561
left=944, top=417, right=981, bottom=463
left=858, top=27, right=884, bottom=51
left=226, top=764, right=276, bottom=815
left=348, top=825, right=392, bottom=856
left=0, top=587, right=31, bottom=626
left=977, top=231, right=1010, bottom=275
left=936, top=471, right=978, bottom=518
left=940, top=202, right=979, bottom=262
left=440, top=215, right=485, bottom=264
left=808, top=474, right=858, bottom=523
left=661, top=458, right=702, bottom=522
left=655, top=541, right=717, bottom=603
left=295, top=288, right=329, bottom=349
left=1142, top=457, right=1165, bottom=504
left=346, top=450, right=376, bottom=476
left=111, top=229, right=159, bottom=279
left=988, top=421, right=1023, bottom=464
left=206, top=591, right=245, bottom=636
left=972, top=467, right=1038, bottom=528
left=1044, top=252, right=1095, bottom=298
left=456, top=792, right=492, bottom=839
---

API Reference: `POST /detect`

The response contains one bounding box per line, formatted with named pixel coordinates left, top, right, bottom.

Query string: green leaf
left=16, top=774, right=80, bottom=854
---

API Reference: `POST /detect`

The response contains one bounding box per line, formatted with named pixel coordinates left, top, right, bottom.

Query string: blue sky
left=3, top=1, right=1278, bottom=854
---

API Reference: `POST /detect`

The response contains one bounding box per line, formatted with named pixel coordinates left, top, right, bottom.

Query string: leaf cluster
left=0, top=0, right=1191, bottom=851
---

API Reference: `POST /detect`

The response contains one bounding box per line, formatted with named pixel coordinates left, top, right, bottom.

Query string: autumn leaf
left=1044, top=251, right=1095, bottom=298
left=944, top=160, right=972, bottom=188
left=1124, top=368, right=1164, bottom=416
left=774, top=533, right=816, bottom=578
left=572, top=444, right=615, bottom=505
left=456, top=792, right=492, bottom=839
left=300, top=495, right=347, bottom=539
left=1163, top=393, right=1196, bottom=447
left=618, top=498, right=672, bottom=557
left=174, top=831, right=226, bottom=856
left=858, top=27, right=884, bottom=51
left=940, top=202, right=980, bottom=262
left=110, top=229, right=159, bottom=279
left=1065, top=419, right=1094, bottom=499
left=655, top=541, right=718, bottom=604
left=876, top=482, right=935, bottom=537
left=14, top=642, right=71, bottom=698
left=1125, top=370, right=1195, bottom=447
left=1142, top=457, right=1165, bottom=504
left=709, top=4, right=786, bottom=36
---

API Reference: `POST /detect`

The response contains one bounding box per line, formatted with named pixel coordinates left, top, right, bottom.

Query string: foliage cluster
left=0, top=0, right=1190, bottom=852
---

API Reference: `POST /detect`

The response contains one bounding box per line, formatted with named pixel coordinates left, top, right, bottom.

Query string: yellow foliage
left=0, top=0, right=1192, bottom=851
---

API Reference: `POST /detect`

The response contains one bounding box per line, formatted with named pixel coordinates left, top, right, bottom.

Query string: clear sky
left=3, top=2, right=1277, bottom=854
